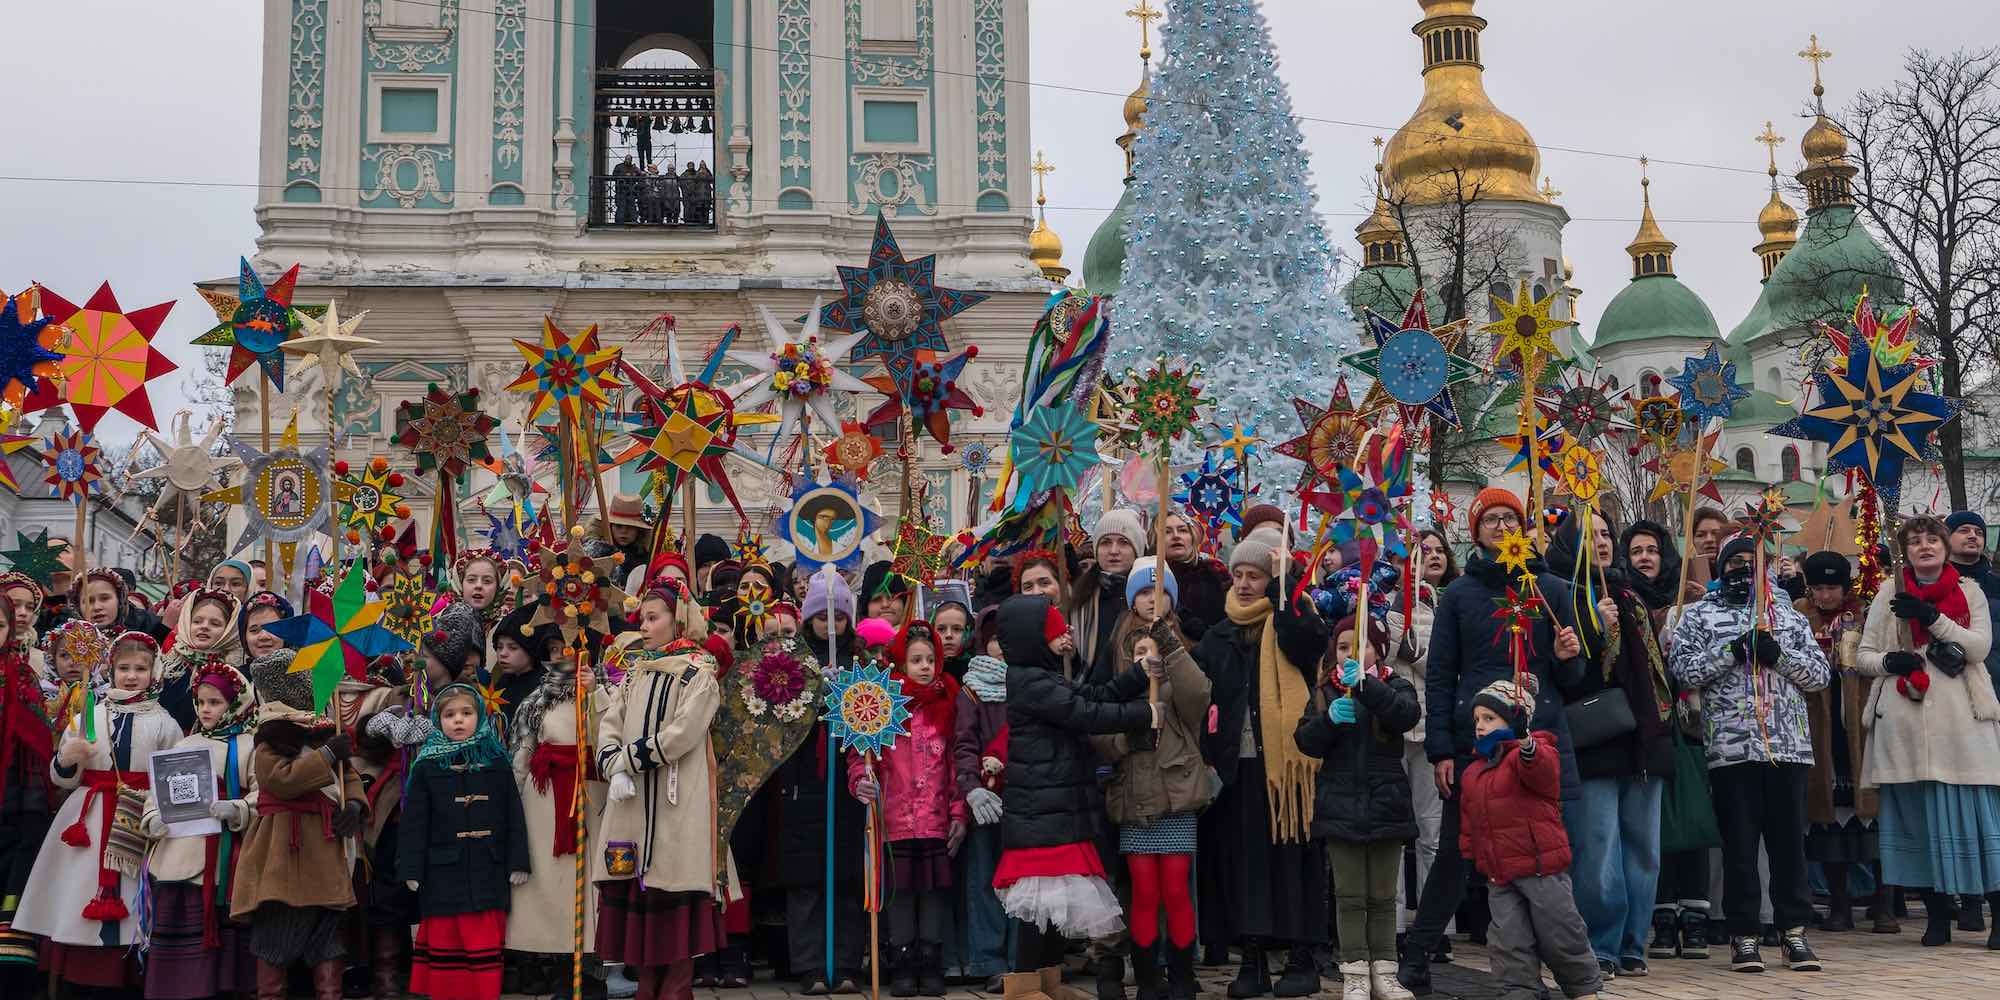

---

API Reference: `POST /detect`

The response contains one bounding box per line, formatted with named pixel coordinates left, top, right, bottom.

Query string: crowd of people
left=608, top=156, right=716, bottom=227
left=0, top=485, right=1996, bottom=1000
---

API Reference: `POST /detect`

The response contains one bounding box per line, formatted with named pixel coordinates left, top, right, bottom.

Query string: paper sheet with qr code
left=150, top=747, right=221, bottom=838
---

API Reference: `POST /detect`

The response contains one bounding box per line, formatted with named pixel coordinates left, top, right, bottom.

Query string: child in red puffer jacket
left=1459, top=676, right=1602, bottom=1000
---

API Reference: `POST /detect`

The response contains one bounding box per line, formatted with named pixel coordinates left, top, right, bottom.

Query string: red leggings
left=1125, top=853, right=1195, bottom=948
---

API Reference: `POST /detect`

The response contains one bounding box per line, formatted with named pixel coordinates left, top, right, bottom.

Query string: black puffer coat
left=1423, top=550, right=1587, bottom=799
left=997, top=595, right=1153, bottom=851
left=1193, top=580, right=1329, bottom=787
left=1295, top=673, right=1422, bottom=843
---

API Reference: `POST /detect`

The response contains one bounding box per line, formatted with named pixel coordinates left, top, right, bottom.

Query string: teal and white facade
left=248, top=0, right=1049, bottom=543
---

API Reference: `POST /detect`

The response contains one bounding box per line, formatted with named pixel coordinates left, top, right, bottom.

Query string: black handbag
left=1563, top=687, right=1638, bottom=750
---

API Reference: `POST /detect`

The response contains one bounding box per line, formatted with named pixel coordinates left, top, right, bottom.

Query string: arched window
left=1735, top=448, right=1755, bottom=475
left=1767, top=367, right=1782, bottom=393
left=1781, top=446, right=1802, bottom=482
left=1488, top=281, right=1511, bottom=322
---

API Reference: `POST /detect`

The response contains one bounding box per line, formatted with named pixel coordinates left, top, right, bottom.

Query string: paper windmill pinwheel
left=337, top=456, right=409, bottom=540
left=133, top=412, right=239, bottom=515
left=825, top=421, right=885, bottom=480
left=1315, top=429, right=1414, bottom=567
left=1274, top=377, right=1364, bottom=493
left=1120, top=357, right=1209, bottom=448
left=25, top=282, right=177, bottom=432
left=1348, top=291, right=1479, bottom=428
left=779, top=476, right=884, bottom=575
left=203, top=414, right=353, bottom=584
left=1772, top=312, right=1959, bottom=501
left=395, top=383, right=499, bottom=479
left=193, top=259, right=306, bottom=389
left=1175, top=452, right=1251, bottom=534
left=1538, top=367, right=1633, bottom=444
left=1666, top=343, right=1751, bottom=424
left=1483, top=280, right=1576, bottom=371
left=822, top=660, right=913, bottom=758
left=860, top=346, right=983, bottom=453
left=263, top=564, right=414, bottom=711
left=814, top=213, right=989, bottom=390
left=1820, top=287, right=1930, bottom=373
left=0, top=288, right=66, bottom=407
left=1006, top=400, right=1100, bottom=515
left=508, top=317, right=624, bottom=426
left=728, top=301, right=872, bottom=454
left=284, top=298, right=376, bottom=387
left=525, top=529, right=631, bottom=645
left=1644, top=429, right=1727, bottom=504
left=43, top=429, right=101, bottom=504
left=0, top=528, right=68, bottom=587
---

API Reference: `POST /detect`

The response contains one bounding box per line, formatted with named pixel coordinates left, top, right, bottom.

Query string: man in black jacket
left=1399, top=487, right=1587, bottom=995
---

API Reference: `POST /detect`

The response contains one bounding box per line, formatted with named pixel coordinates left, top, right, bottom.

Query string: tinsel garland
left=1855, top=478, right=1884, bottom=601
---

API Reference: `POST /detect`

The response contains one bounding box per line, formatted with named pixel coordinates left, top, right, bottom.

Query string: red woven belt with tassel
left=59, top=768, right=149, bottom=922
left=528, top=742, right=598, bottom=856
left=258, top=794, right=336, bottom=851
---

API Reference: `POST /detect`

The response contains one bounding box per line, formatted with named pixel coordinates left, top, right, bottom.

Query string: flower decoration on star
left=192, top=258, right=306, bottom=389
left=958, top=439, right=993, bottom=477
left=813, top=213, right=989, bottom=389
left=743, top=644, right=816, bottom=722
left=1771, top=309, right=1960, bottom=502
left=1482, top=280, right=1576, bottom=371
left=824, top=421, right=885, bottom=480
left=822, top=661, right=913, bottom=758
left=1346, top=290, right=1478, bottom=429
left=1492, top=528, right=1536, bottom=580
left=1006, top=400, right=1101, bottom=515
left=526, top=530, right=630, bottom=646
left=860, top=346, right=982, bottom=453
left=508, top=317, right=624, bottom=426
left=23, top=282, right=177, bottom=432
left=0, top=287, right=67, bottom=408
left=1666, top=343, right=1751, bottom=424
left=728, top=300, right=872, bottom=453
left=1273, top=376, right=1363, bottom=493
left=43, top=429, right=102, bottom=504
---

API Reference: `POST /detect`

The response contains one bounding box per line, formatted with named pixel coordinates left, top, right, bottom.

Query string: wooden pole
left=172, top=493, right=185, bottom=589
left=1670, top=423, right=1713, bottom=621
left=571, top=639, right=590, bottom=1000
left=327, top=372, right=340, bottom=572
left=867, top=789, right=882, bottom=1000
left=73, top=494, right=87, bottom=588
left=260, top=378, right=275, bottom=577
left=1150, top=452, right=1167, bottom=725
left=682, top=478, right=697, bottom=560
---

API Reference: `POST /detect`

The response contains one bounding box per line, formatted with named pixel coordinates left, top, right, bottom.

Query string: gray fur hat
left=249, top=649, right=320, bottom=725
left=423, top=601, right=486, bottom=677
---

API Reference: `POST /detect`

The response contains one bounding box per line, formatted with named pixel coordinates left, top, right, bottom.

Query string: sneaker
left=1594, top=959, right=1616, bottom=982
left=1780, top=928, right=1821, bottom=972
left=1729, top=937, right=1764, bottom=974
left=1618, top=957, right=1647, bottom=977
left=1648, top=910, right=1678, bottom=959
left=1677, top=910, right=1711, bottom=960
left=603, top=965, right=639, bottom=1000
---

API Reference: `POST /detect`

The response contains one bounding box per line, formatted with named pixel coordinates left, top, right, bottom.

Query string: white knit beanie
left=1093, top=507, right=1148, bottom=552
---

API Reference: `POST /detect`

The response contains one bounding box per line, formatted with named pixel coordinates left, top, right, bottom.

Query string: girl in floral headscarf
left=156, top=588, right=244, bottom=732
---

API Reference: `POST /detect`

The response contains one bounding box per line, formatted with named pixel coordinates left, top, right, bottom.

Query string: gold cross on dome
left=1540, top=176, right=1562, bottom=200
left=1032, top=150, right=1055, bottom=206
left=1756, top=121, right=1785, bottom=173
left=1126, top=0, right=1161, bottom=61
left=1799, top=34, right=1832, bottom=90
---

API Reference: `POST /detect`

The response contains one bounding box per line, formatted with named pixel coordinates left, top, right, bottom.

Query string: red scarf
left=528, top=741, right=599, bottom=856
left=895, top=670, right=960, bottom=736
left=1903, top=564, right=1972, bottom=647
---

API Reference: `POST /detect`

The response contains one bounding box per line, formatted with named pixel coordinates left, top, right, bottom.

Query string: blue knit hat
left=1125, top=556, right=1179, bottom=609
left=1946, top=511, right=1988, bottom=535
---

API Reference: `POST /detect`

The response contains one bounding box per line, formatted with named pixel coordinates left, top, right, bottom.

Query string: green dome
left=1732, top=205, right=1903, bottom=349
left=1724, top=387, right=1795, bottom=429
left=1589, top=273, right=1720, bottom=352
left=1343, top=265, right=1417, bottom=321
left=1082, top=179, right=1137, bottom=297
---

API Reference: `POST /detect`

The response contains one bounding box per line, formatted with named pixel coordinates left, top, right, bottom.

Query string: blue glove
left=1339, top=657, right=1362, bottom=688
left=1328, top=696, right=1357, bottom=725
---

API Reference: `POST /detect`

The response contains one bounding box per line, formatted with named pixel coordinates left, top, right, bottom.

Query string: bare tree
left=1842, top=48, right=2000, bottom=510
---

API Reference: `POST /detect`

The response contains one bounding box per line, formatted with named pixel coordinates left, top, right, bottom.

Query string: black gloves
left=319, top=733, right=352, bottom=762
left=1883, top=650, right=1925, bottom=676
left=1890, top=593, right=1941, bottom=626
left=1730, top=631, right=1782, bottom=667
left=331, top=800, right=364, bottom=837
left=1148, top=614, right=1182, bottom=655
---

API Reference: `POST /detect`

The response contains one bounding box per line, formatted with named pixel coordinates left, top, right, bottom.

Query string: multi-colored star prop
left=822, top=660, right=913, bottom=758
left=1553, top=443, right=1601, bottom=503
left=508, top=317, right=624, bottom=425
left=889, top=491, right=950, bottom=589
left=1538, top=366, right=1634, bottom=443
left=860, top=346, right=982, bottom=453
left=524, top=527, right=632, bottom=645
left=43, top=429, right=102, bottom=504
left=283, top=298, right=375, bottom=387
left=733, top=528, right=769, bottom=568
left=1666, top=343, right=1751, bottom=425
left=814, top=213, right=989, bottom=389
left=0, top=288, right=66, bottom=408
left=1496, top=408, right=1565, bottom=484
left=1644, top=429, right=1727, bottom=504
left=1315, top=428, right=1415, bottom=568
left=1175, top=452, right=1251, bottom=534
left=203, top=414, right=352, bottom=585
left=336, top=456, right=409, bottom=541
left=1482, top=279, right=1576, bottom=371
left=1742, top=487, right=1793, bottom=548
left=825, top=421, right=885, bottom=480
left=1630, top=393, right=1683, bottom=450
left=1820, top=287, right=1931, bottom=373
left=1772, top=315, right=1959, bottom=501
left=24, top=282, right=177, bottom=432
left=0, top=430, right=34, bottom=495
left=1491, top=584, right=1547, bottom=680
left=377, top=569, right=437, bottom=645
left=728, top=301, right=872, bottom=454
left=1005, top=400, right=1100, bottom=515
left=627, top=381, right=738, bottom=507
left=1348, top=290, right=1478, bottom=428
left=395, top=383, right=498, bottom=479
left=263, top=564, right=414, bottom=712
left=1274, top=377, right=1364, bottom=493
left=735, top=578, right=777, bottom=638
left=779, top=475, right=883, bottom=575
left=0, top=527, right=68, bottom=587
left=1119, top=357, right=1209, bottom=449
left=192, top=259, right=304, bottom=389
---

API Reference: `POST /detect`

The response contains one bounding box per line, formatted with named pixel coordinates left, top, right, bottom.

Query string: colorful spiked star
left=192, top=259, right=305, bottom=389
left=0, top=288, right=66, bottom=408
left=814, top=214, right=989, bottom=388
left=508, top=317, right=624, bottom=425
left=24, top=282, right=177, bottom=432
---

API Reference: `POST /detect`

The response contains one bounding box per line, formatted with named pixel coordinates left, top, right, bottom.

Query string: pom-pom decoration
left=395, top=383, right=498, bottom=480
left=338, top=455, right=408, bottom=537
left=523, top=537, right=630, bottom=645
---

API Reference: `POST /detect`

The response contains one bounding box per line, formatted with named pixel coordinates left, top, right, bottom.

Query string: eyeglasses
left=1479, top=511, right=1522, bottom=528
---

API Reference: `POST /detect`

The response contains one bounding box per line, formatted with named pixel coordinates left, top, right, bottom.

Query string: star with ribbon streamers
left=192, top=259, right=305, bottom=389
left=1645, top=429, right=1727, bottom=504
left=0, top=288, right=66, bottom=407
left=1771, top=322, right=1959, bottom=500
left=1491, top=586, right=1547, bottom=655
left=889, top=502, right=950, bottom=588
left=814, top=213, right=989, bottom=388
left=1667, top=343, right=1751, bottom=424
left=284, top=298, right=376, bottom=387
left=24, top=282, right=177, bottom=432
left=860, top=346, right=982, bottom=453
left=508, top=318, right=624, bottom=425
left=1821, top=287, right=1930, bottom=373
left=1347, top=290, right=1478, bottom=427
left=43, top=429, right=101, bottom=504
left=0, top=528, right=67, bottom=588
left=728, top=300, right=872, bottom=453
left=1313, top=429, right=1415, bottom=567
left=1006, top=401, right=1100, bottom=514
left=262, top=564, right=414, bottom=712
left=1742, top=488, right=1792, bottom=547
left=1496, top=408, right=1566, bottom=484
left=1483, top=280, right=1576, bottom=369
left=825, top=421, right=885, bottom=480
left=1274, top=377, right=1364, bottom=493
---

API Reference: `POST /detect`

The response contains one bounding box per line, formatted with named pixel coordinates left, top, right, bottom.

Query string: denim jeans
left=959, top=824, right=1013, bottom=976
left=1563, top=775, right=1663, bottom=963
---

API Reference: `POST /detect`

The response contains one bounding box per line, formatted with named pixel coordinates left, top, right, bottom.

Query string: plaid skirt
left=410, top=910, right=507, bottom=1000
left=595, top=882, right=725, bottom=967
left=888, top=838, right=954, bottom=891
left=143, top=880, right=256, bottom=1000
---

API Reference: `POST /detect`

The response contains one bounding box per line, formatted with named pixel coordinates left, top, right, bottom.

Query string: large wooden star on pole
left=1482, top=279, right=1576, bottom=371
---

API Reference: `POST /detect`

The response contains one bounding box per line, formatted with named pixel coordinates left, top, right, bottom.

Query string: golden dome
left=1381, top=0, right=1544, bottom=205
left=1122, top=71, right=1150, bottom=136
left=1800, top=115, right=1847, bottom=166
left=1626, top=164, right=1676, bottom=278
left=1758, top=188, right=1800, bottom=241
left=1029, top=219, right=1068, bottom=282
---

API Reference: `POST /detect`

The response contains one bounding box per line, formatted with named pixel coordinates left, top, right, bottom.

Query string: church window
left=1488, top=281, right=1510, bottom=322
left=1781, top=446, right=1801, bottom=482
left=590, top=1, right=720, bottom=230
left=1735, top=448, right=1755, bottom=475
left=1533, top=282, right=1547, bottom=300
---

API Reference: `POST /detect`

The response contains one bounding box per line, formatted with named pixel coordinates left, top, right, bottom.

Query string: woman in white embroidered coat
left=507, top=652, right=608, bottom=974
left=15, top=628, right=182, bottom=992
left=594, top=583, right=735, bottom=1000
left=1857, top=515, right=2000, bottom=949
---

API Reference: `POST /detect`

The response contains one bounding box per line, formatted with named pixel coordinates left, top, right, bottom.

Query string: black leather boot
left=1165, top=945, right=1197, bottom=1000
left=1823, top=864, right=1854, bottom=931
left=1226, top=943, right=1268, bottom=999
left=918, top=943, right=947, bottom=997
left=1649, top=908, right=1679, bottom=958
left=1396, top=945, right=1431, bottom=997
left=1270, top=946, right=1318, bottom=998
left=1129, top=944, right=1164, bottom=1000
left=1094, top=954, right=1126, bottom=1000
left=1922, top=891, right=1954, bottom=946
left=892, top=944, right=919, bottom=998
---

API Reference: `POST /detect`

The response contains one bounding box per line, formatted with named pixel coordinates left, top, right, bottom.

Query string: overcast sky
left=0, top=0, right=1977, bottom=444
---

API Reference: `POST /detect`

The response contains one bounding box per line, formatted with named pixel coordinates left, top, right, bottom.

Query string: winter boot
left=693, top=952, right=722, bottom=988
left=1129, top=944, right=1164, bottom=1000
left=1962, top=894, right=1987, bottom=932
left=1003, top=972, right=1053, bottom=1000
left=1095, top=954, right=1126, bottom=1000
left=1868, top=886, right=1901, bottom=933
left=1271, top=946, right=1319, bottom=998
left=1337, top=961, right=1370, bottom=1000
left=1677, top=909, right=1710, bottom=960
left=314, top=960, right=348, bottom=1000
left=1823, top=865, right=1854, bottom=932
left=919, top=943, right=948, bottom=997
left=1922, top=891, right=1955, bottom=946
left=1649, top=908, right=1679, bottom=958
left=1227, top=943, right=1269, bottom=998
left=720, top=945, right=752, bottom=988
left=1165, top=945, right=1198, bottom=1000
left=1394, top=948, right=1431, bottom=997
left=372, top=927, right=408, bottom=999
left=1988, top=892, right=2000, bottom=951
left=892, top=945, right=920, bottom=998
left=256, top=961, right=288, bottom=1000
